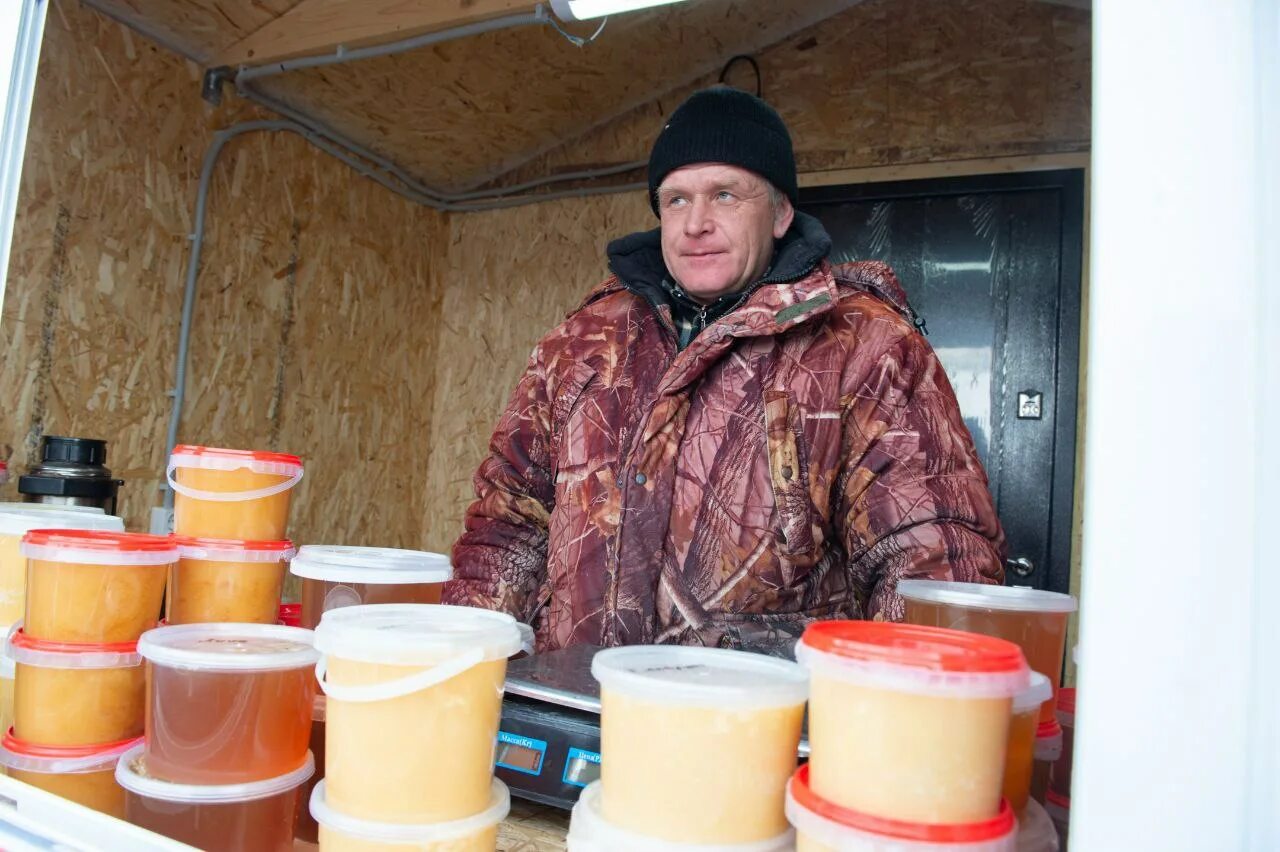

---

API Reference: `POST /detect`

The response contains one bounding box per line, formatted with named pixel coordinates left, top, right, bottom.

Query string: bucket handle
left=315, top=648, right=486, bottom=703
left=166, top=463, right=303, bottom=503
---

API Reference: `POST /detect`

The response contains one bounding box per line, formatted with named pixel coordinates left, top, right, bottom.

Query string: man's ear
left=773, top=196, right=795, bottom=239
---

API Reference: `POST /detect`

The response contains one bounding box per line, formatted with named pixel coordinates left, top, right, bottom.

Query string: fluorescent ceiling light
left=549, top=0, right=690, bottom=22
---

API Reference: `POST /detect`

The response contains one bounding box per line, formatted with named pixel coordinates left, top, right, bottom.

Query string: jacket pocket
left=550, top=361, right=599, bottom=480
left=763, top=389, right=818, bottom=562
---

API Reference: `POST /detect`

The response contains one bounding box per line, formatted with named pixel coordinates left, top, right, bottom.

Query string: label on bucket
left=324, top=584, right=363, bottom=613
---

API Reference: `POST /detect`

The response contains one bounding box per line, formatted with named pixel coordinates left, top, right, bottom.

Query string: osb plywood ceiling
left=88, top=0, right=869, bottom=192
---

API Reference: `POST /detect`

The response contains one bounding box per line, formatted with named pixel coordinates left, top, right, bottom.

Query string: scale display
left=495, top=732, right=547, bottom=776
left=561, top=746, right=601, bottom=788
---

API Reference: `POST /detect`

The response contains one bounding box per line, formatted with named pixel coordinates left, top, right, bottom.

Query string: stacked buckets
left=0, top=522, right=168, bottom=818
left=309, top=604, right=521, bottom=849
left=106, top=444, right=316, bottom=850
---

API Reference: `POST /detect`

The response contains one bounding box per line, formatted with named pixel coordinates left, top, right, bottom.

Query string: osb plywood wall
left=421, top=0, right=1091, bottom=550
left=0, top=0, right=444, bottom=548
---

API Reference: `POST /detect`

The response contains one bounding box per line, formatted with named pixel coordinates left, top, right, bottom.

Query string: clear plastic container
left=138, top=622, right=318, bottom=784
left=167, top=537, right=295, bottom=625
left=1050, top=688, right=1075, bottom=798
left=294, top=694, right=326, bottom=844
left=1017, top=799, right=1060, bottom=852
left=785, top=765, right=1018, bottom=852
left=7, top=626, right=144, bottom=745
left=168, top=446, right=303, bottom=541
left=0, top=511, right=124, bottom=627
left=796, top=620, right=1029, bottom=824
left=314, top=604, right=522, bottom=823
left=898, top=581, right=1077, bottom=725
left=290, top=545, right=452, bottom=630
left=567, top=780, right=795, bottom=852
left=1030, top=720, right=1063, bottom=806
left=22, top=530, right=173, bottom=643
left=310, top=777, right=510, bottom=851
left=0, top=731, right=140, bottom=818
left=1004, top=672, right=1051, bottom=816
left=592, top=645, right=807, bottom=844
left=117, top=743, right=313, bottom=852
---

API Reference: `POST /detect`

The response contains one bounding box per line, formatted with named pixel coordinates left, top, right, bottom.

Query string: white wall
left=1076, top=0, right=1279, bottom=848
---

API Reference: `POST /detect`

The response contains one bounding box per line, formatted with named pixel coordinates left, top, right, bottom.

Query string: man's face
left=657, top=163, right=794, bottom=304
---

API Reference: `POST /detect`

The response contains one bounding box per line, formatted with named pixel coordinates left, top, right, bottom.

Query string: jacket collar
left=605, top=210, right=834, bottom=311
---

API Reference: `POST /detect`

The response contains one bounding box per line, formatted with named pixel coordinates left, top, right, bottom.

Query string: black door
left=801, top=170, right=1084, bottom=594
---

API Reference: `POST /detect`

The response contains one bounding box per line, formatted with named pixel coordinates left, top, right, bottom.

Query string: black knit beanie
left=647, top=86, right=798, bottom=217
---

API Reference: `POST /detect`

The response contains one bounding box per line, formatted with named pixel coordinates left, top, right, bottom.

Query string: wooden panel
left=84, top=0, right=303, bottom=62
left=250, top=0, right=861, bottom=193
left=499, top=0, right=1091, bottom=188
left=1, top=0, right=445, bottom=554
left=220, top=0, right=536, bottom=66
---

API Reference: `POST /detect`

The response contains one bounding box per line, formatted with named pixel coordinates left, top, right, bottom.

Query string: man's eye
left=715, top=190, right=735, bottom=202
left=665, top=196, right=687, bottom=208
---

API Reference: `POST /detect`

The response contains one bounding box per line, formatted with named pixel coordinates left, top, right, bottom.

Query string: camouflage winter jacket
left=444, top=213, right=1005, bottom=655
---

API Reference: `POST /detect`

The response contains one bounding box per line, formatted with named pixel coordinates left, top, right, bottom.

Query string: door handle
left=1006, top=557, right=1035, bottom=578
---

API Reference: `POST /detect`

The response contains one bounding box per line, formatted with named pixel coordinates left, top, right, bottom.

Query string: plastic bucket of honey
left=591, top=645, right=807, bottom=844
left=0, top=731, right=140, bottom=818
left=310, top=778, right=510, bottom=851
left=167, top=446, right=302, bottom=541
left=784, top=765, right=1018, bottom=852
left=117, top=743, right=313, bottom=851
left=0, top=511, right=124, bottom=628
left=168, top=537, right=295, bottom=625
left=314, top=604, right=522, bottom=823
left=289, top=545, right=451, bottom=629
left=797, top=620, right=1029, bottom=824
left=21, top=530, right=173, bottom=643
left=1004, top=672, right=1052, bottom=815
left=7, top=625, right=143, bottom=745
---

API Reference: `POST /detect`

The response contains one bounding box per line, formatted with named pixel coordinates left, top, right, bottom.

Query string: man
left=443, top=87, right=1004, bottom=655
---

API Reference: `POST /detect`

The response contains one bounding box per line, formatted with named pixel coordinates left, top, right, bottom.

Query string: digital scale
left=495, top=644, right=810, bottom=810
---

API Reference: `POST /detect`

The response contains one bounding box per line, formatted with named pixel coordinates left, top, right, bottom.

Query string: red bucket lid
left=1046, top=790, right=1071, bottom=809
left=1037, top=719, right=1064, bottom=739
left=22, top=529, right=173, bottom=552
left=801, top=621, right=1027, bottom=674
left=789, top=764, right=1015, bottom=843
left=1057, top=686, right=1076, bottom=715
left=1, top=728, right=141, bottom=759
left=171, top=445, right=302, bottom=468
left=9, top=628, right=138, bottom=656
left=172, top=536, right=294, bottom=552
left=278, top=603, right=302, bottom=627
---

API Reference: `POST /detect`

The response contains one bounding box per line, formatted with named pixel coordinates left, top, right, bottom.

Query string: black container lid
left=39, top=436, right=108, bottom=466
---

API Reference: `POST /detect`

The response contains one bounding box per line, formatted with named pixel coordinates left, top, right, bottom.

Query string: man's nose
left=684, top=196, right=713, bottom=236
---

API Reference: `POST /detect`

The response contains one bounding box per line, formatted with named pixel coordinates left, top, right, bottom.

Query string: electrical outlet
left=149, top=507, right=174, bottom=535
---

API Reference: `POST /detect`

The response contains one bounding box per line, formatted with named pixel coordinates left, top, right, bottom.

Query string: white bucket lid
left=138, top=623, right=318, bottom=672
left=310, top=778, right=509, bottom=844
left=591, top=646, right=808, bottom=709
left=897, top=580, right=1077, bottom=614
left=116, top=744, right=314, bottom=803
left=1012, top=672, right=1053, bottom=714
left=6, top=624, right=141, bottom=669
left=0, top=510, right=124, bottom=536
left=0, top=734, right=142, bottom=776
left=313, top=604, right=522, bottom=665
left=290, top=545, right=451, bottom=585
left=567, top=780, right=794, bottom=852
left=784, top=768, right=1017, bottom=851
left=0, top=502, right=105, bottom=515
